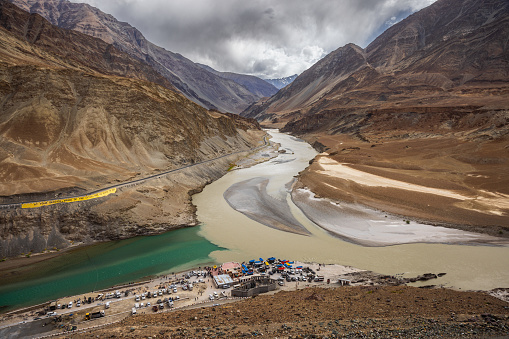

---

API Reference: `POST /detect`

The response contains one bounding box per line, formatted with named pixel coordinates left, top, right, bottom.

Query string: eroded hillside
left=0, top=1, right=265, bottom=257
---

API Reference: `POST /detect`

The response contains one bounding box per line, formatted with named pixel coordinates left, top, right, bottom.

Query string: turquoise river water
left=0, top=227, right=221, bottom=313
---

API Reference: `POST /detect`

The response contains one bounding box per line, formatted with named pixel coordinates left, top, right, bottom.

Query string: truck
left=85, top=310, right=105, bottom=320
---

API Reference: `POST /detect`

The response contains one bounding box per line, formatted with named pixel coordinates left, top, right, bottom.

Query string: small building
left=213, top=274, right=234, bottom=288
left=338, top=278, right=351, bottom=286
left=231, top=276, right=277, bottom=297
left=221, top=262, right=241, bottom=275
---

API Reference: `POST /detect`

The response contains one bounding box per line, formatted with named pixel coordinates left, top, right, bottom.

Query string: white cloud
left=71, top=0, right=438, bottom=78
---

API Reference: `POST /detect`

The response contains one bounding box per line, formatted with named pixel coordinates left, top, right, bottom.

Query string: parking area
left=0, top=261, right=360, bottom=337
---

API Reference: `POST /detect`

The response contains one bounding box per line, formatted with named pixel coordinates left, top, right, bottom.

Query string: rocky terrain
left=241, top=0, right=509, bottom=236
left=71, top=285, right=509, bottom=338
left=10, top=0, right=266, bottom=113
left=0, top=1, right=265, bottom=257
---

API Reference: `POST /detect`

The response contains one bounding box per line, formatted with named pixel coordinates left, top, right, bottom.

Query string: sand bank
left=291, top=187, right=505, bottom=246
left=316, top=157, right=509, bottom=217
left=223, top=178, right=310, bottom=236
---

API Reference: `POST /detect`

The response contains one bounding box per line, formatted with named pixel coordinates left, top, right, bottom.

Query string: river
left=194, top=130, right=509, bottom=291
left=1, top=130, right=508, bottom=313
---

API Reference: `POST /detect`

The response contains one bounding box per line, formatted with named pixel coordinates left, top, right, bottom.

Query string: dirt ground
left=68, top=285, right=509, bottom=338
left=297, top=134, right=509, bottom=238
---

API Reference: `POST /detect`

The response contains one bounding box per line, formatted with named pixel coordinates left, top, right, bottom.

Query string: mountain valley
left=242, top=0, right=509, bottom=236
left=10, top=0, right=270, bottom=114
left=0, top=1, right=265, bottom=257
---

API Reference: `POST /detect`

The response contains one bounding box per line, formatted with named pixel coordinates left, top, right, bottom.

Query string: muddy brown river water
left=194, top=130, right=509, bottom=291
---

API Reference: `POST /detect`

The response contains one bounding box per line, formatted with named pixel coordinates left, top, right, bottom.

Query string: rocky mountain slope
left=242, top=0, right=509, bottom=140
left=0, top=1, right=264, bottom=257
left=10, top=0, right=261, bottom=113
left=198, top=64, right=278, bottom=98
left=242, top=0, right=509, bottom=236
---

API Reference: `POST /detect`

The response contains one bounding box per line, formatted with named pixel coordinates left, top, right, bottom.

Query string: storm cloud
left=72, top=0, right=437, bottom=78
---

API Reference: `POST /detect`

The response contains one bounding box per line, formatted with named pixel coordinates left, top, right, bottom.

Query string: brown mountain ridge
left=10, top=0, right=269, bottom=113
left=243, top=0, right=509, bottom=236
left=0, top=1, right=265, bottom=257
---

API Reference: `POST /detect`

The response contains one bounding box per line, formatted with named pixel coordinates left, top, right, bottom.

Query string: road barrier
left=1, top=135, right=271, bottom=210
left=21, top=188, right=117, bottom=209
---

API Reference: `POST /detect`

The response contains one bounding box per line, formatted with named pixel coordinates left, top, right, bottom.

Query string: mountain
left=0, top=1, right=264, bottom=256
left=9, top=0, right=261, bottom=113
left=241, top=0, right=509, bottom=235
left=197, top=64, right=278, bottom=98
left=264, top=74, right=298, bottom=89
left=242, top=0, right=509, bottom=139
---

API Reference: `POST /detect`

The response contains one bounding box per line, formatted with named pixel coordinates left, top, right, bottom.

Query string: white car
left=68, top=302, right=73, bottom=308
left=135, top=303, right=139, bottom=308
left=209, top=294, right=214, bottom=300
left=173, top=288, right=177, bottom=293
left=76, top=301, right=81, bottom=307
left=46, top=311, right=57, bottom=316
left=135, top=295, right=140, bottom=302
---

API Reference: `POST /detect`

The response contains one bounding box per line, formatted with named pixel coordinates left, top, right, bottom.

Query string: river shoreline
left=2, top=130, right=508, bottom=317
left=1, top=261, right=508, bottom=338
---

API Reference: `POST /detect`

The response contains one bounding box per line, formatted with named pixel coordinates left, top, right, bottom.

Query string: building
left=221, top=262, right=241, bottom=276
left=231, top=276, right=277, bottom=297
left=213, top=274, right=234, bottom=288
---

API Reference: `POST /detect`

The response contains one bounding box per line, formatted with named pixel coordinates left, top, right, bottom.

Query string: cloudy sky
left=72, top=0, right=437, bottom=79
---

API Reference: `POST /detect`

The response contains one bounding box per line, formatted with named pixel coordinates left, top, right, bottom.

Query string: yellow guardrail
left=21, top=188, right=117, bottom=209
